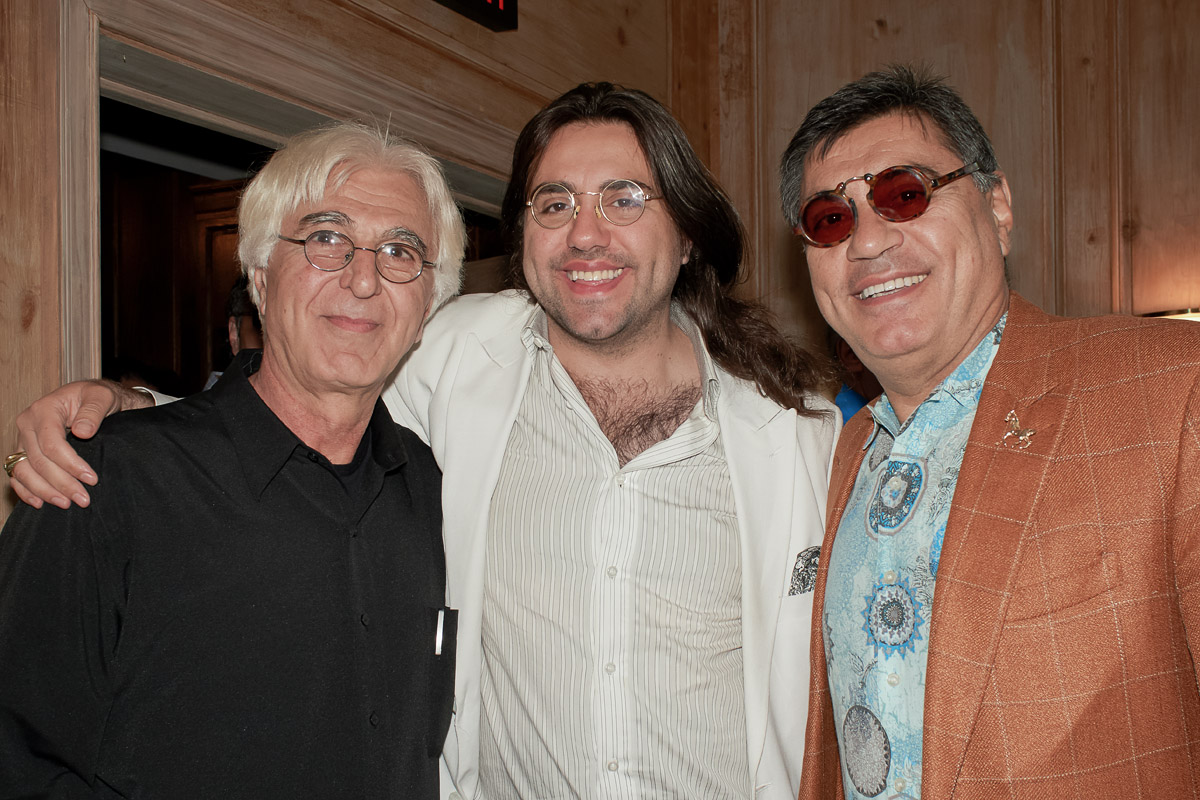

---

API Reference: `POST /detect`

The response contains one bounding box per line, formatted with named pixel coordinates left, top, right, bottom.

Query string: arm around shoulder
left=8, top=379, right=155, bottom=509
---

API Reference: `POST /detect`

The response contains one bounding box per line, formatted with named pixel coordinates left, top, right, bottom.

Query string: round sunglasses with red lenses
left=795, top=161, right=981, bottom=247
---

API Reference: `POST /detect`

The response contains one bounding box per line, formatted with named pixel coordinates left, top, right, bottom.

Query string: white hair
left=237, top=121, right=465, bottom=314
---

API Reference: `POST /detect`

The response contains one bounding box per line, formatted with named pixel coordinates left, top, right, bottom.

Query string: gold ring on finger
left=4, top=451, right=29, bottom=479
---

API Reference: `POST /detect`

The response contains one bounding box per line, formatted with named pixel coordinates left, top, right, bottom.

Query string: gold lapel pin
left=999, top=410, right=1035, bottom=450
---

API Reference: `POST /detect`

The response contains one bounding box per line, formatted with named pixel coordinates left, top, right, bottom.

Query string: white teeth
left=568, top=269, right=623, bottom=282
left=859, top=273, right=927, bottom=300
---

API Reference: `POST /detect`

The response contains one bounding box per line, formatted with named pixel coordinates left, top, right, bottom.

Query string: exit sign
left=433, top=0, right=517, bottom=31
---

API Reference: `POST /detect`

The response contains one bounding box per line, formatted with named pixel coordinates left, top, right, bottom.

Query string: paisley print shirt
left=824, top=315, right=1005, bottom=799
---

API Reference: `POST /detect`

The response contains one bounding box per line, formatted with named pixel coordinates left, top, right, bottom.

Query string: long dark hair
left=501, top=82, right=829, bottom=414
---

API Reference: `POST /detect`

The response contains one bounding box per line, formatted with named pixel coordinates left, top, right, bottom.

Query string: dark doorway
left=100, top=97, right=270, bottom=394
left=100, top=98, right=508, bottom=396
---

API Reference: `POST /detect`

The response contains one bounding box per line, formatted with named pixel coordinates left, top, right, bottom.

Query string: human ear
left=989, top=172, right=1014, bottom=257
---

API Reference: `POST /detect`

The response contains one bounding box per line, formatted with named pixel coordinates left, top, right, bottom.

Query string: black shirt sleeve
left=0, top=479, right=125, bottom=797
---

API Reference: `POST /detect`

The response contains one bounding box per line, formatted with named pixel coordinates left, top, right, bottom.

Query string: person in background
left=827, top=326, right=882, bottom=421
left=203, top=273, right=264, bottom=389
left=780, top=64, right=1200, bottom=799
left=0, top=121, right=462, bottom=799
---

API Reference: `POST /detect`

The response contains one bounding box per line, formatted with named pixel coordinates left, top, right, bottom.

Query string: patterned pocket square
left=789, top=546, right=820, bottom=595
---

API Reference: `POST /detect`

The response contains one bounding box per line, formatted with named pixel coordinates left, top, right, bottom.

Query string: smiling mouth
left=859, top=274, right=927, bottom=300
left=568, top=268, right=624, bottom=282
left=326, top=315, right=379, bottom=332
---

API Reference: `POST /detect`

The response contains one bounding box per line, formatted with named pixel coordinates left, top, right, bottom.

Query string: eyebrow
left=535, top=178, right=655, bottom=193
left=380, top=227, right=430, bottom=258
left=297, top=210, right=352, bottom=229
left=296, top=212, right=430, bottom=257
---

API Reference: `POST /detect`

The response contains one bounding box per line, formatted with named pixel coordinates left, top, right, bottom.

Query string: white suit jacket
left=384, top=291, right=838, bottom=800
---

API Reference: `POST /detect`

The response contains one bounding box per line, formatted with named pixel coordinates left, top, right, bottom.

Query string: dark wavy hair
left=500, top=82, right=829, bottom=414
left=779, top=65, right=1001, bottom=230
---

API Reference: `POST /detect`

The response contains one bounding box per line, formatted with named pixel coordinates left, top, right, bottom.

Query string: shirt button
left=307, top=451, right=320, bottom=462
left=887, top=672, right=900, bottom=687
left=883, top=569, right=897, bottom=584
left=369, top=712, right=379, bottom=727
left=895, top=777, right=907, bottom=792
left=604, top=662, right=616, bottom=674
left=606, top=566, right=618, bottom=578
left=607, top=760, right=618, bottom=772
left=360, top=613, right=370, bottom=628
left=615, top=474, right=625, bottom=486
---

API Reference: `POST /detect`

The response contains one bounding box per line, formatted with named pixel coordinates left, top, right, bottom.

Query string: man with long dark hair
left=392, top=82, right=837, bottom=800
left=9, top=84, right=837, bottom=799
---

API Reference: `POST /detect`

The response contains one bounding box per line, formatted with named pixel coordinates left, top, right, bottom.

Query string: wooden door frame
left=61, top=0, right=101, bottom=382
left=58, top=0, right=516, bottom=382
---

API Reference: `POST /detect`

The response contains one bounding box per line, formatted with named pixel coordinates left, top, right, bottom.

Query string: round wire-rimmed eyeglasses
left=277, top=230, right=434, bottom=284
left=526, top=178, right=662, bottom=229
left=794, top=162, right=982, bottom=247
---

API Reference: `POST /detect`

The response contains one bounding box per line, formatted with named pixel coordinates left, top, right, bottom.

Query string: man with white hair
left=0, top=121, right=465, bottom=799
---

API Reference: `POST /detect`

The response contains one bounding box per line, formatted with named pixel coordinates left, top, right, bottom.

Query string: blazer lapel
left=719, top=381, right=795, bottom=772
left=799, top=410, right=872, bottom=799
left=922, top=296, right=1072, bottom=798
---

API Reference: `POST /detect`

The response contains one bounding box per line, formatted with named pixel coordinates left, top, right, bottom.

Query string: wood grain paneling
left=1, top=1, right=65, bottom=518
left=672, top=0, right=1199, bottom=335
left=672, top=1, right=1057, bottom=347
left=1127, top=0, right=1200, bottom=315
left=61, top=0, right=101, bottom=384
left=670, top=0, right=765, bottom=299
left=86, top=0, right=669, bottom=181
left=1055, top=0, right=1125, bottom=317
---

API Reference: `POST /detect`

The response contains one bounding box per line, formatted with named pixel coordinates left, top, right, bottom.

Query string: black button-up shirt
left=0, top=352, right=455, bottom=799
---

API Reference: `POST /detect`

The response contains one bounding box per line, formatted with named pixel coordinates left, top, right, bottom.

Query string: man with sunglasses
left=6, top=84, right=837, bottom=799
left=782, top=66, right=1200, bottom=799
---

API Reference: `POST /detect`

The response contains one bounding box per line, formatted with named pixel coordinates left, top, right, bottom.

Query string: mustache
left=846, top=258, right=914, bottom=285
left=548, top=246, right=632, bottom=271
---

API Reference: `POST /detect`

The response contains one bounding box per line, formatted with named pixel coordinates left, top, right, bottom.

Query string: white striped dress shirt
left=478, top=307, right=750, bottom=799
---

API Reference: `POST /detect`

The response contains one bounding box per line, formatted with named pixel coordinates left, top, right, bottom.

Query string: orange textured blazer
left=799, top=294, right=1200, bottom=799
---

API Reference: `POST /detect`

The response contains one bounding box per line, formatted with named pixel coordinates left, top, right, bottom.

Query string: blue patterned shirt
left=824, top=316, right=1005, bottom=799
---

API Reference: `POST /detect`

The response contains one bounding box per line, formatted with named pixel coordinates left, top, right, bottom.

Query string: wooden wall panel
left=1127, top=0, right=1200, bottom=315
left=88, top=0, right=670, bottom=181
left=0, top=1, right=66, bottom=519
left=672, top=0, right=1200, bottom=335
left=1054, top=0, right=1125, bottom=317
left=669, top=0, right=764, bottom=299
left=674, top=0, right=1056, bottom=349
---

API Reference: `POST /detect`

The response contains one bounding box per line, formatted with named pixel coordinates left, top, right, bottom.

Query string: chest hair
left=573, top=377, right=703, bottom=466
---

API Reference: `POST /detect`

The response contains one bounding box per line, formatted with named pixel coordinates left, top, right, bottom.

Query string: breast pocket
left=1005, top=550, right=1121, bottom=623
left=427, top=606, right=458, bottom=757
left=788, top=546, right=821, bottom=596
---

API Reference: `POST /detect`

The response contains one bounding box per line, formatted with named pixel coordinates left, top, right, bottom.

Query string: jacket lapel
left=719, top=379, right=794, bottom=773
left=799, top=410, right=872, bottom=800
left=438, top=314, right=535, bottom=796
left=921, top=295, right=1073, bottom=798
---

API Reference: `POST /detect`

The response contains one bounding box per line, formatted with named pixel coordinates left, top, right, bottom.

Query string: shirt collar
left=671, top=304, right=721, bottom=421
left=865, top=313, right=1008, bottom=447
left=520, top=303, right=722, bottom=420
left=211, top=349, right=410, bottom=497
